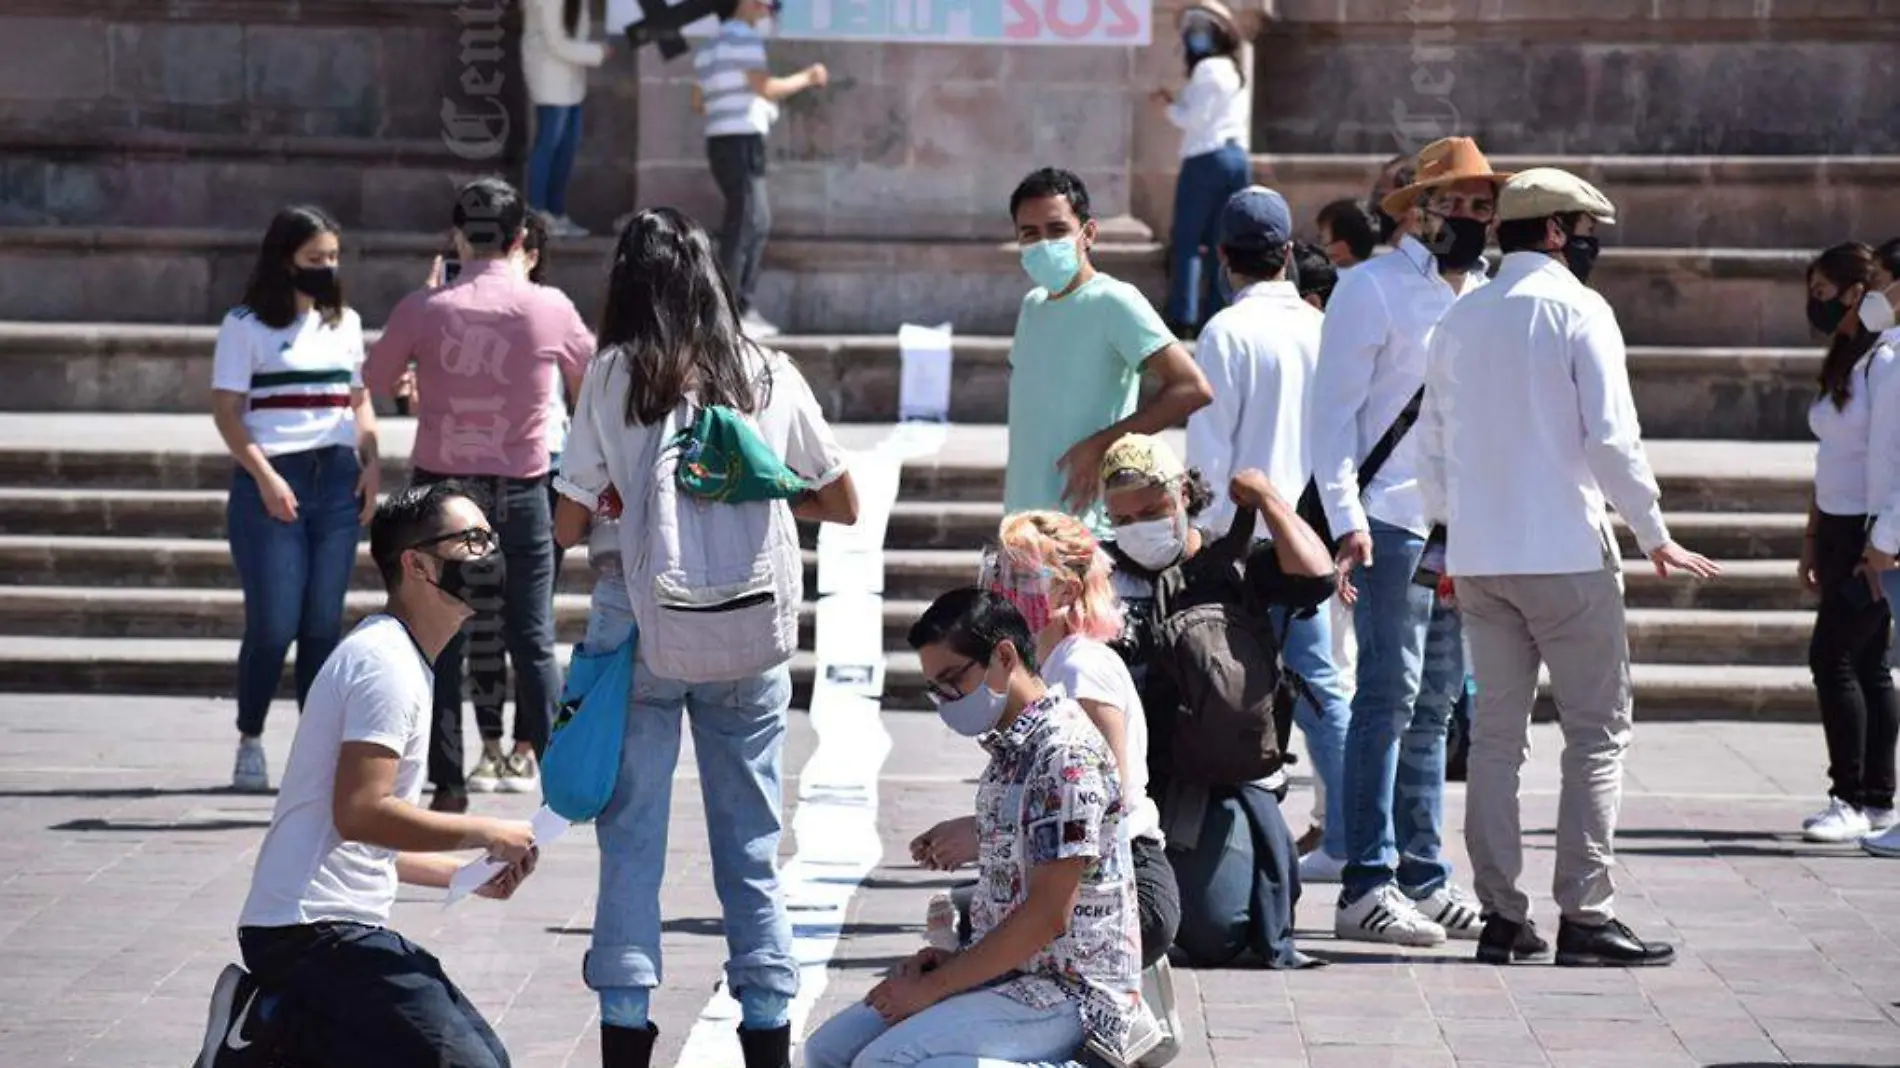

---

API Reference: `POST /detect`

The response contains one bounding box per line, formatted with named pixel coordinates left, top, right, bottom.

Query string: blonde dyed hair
left=995, top=510, right=1125, bottom=642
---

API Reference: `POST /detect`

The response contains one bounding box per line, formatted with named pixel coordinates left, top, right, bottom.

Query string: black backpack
left=1145, top=508, right=1301, bottom=786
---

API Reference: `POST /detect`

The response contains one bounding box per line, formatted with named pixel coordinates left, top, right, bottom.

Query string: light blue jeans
left=582, top=567, right=798, bottom=1017
left=1272, top=605, right=1350, bottom=859
left=1340, top=520, right=1464, bottom=904
left=802, top=991, right=1084, bottom=1068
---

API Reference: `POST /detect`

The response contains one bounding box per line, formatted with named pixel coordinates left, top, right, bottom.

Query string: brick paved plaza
left=0, top=695, right=1896, bottom=1068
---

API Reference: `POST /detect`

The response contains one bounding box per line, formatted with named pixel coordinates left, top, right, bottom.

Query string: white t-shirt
left=211, top=306, right=365, bottom=457
left=239, top=615, right=434, bottom=929
left=1042, top=634, right=1163, bottom=843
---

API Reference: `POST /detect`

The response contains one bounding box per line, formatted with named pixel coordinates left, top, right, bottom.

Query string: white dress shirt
left=1862, top=329, right=1900, bottom=553
left=1307, top=235, right=1485, bottom=539
left=1418, top=252, right=1670, bottom=577
left=1187, top=280, right=1323, bottom=538
left=1165, top=56, right=1249, bottom=160
left=1809, top=334, right=1899, bottom=517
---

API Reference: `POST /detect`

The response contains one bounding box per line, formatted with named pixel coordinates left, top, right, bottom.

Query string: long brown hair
left=1810, top=241, right=1876, bottom=410
left=598, top=208, right=763, bottom=426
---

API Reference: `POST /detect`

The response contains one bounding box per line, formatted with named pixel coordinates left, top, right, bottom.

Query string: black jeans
left=415, top=470, right=560, bottom=792
left=1808, top=511, right=1899, bottom=811
left=707, top=133, right=770, bottom=313
left=239, top=922, right=508, bottom=1068
left=466, top=469, right=566, bottom=746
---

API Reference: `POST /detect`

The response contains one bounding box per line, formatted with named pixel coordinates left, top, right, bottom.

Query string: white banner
left=609, top=0, right=1152, bottom=47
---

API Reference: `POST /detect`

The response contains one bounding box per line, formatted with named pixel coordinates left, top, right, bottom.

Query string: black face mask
left=1562, top=234, right=1602, bottom=286
left=428, top=551, right=505, bottom=608
left=1429, top=216, right=1489, bottom=272
left=1807, top=295, right=1851, bottom=335
left=291, top=265, right=340, bottom=303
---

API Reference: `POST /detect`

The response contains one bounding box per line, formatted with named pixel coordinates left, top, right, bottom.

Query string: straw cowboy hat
left=1379, top=137, right=1513, bottom=219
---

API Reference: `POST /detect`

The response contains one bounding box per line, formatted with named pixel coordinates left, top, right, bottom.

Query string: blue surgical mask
left=935, top=679, right=1009, bottom=737
left=1021, top=237, right=1081, bottom=294
left=1184, top=29, right=1214, bottom=57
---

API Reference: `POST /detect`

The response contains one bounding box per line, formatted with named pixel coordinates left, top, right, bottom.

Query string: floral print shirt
left=968, top=692, right=1141, bottom=1049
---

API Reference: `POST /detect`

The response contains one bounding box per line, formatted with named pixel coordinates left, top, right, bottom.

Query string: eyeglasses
left=924, top=659, right=982, bottom=707
left=409, top=526, right=499, bottom=557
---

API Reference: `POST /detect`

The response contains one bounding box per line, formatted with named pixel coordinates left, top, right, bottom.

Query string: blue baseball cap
left=1220, top=186, right=1293, bottom=251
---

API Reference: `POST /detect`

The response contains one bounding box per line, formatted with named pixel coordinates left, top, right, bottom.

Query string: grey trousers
left=1458, top=567, right=1633, bottom=927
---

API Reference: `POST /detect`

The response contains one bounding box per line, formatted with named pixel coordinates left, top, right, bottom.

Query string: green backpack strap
left=673, top=405, right=810, bottom=503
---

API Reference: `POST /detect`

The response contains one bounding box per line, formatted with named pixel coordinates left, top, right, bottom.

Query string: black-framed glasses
left=408, top=526, right=499, bottom=557
left=924, top=659, right=982, bottom=707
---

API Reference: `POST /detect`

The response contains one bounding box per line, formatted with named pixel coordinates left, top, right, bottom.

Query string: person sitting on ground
left=1095, top=433, right=1337, bottom=968
left=912, top=510, right=1183, bottom=1065
left=193, top=482, right=539, bottom=1068
left=804, top=589, right=1140, bottom=1068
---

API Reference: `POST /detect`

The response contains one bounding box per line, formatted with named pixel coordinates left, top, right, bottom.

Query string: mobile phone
left=442, top=256, right=462, bottom=283
left=1414, top=526, right=1449, bottom=590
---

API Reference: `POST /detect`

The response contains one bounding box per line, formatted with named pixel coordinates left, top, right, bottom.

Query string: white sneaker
left=1803, top=797, right=1870, bottom=843
left=553, top=214, right=591, bottom=237
left=740, top=310, right=780, bottom=339
left=1411, top=884, right=1483, bottom=941
left=1136, top=958, right=1182, bottom=1067
left=232, top=737, right=269, bottom=793
left=1335, top=883, right=1447, bottom=947
left=1863, top=807, right=1897, bottom=834
left=1862, top=821, right=1900, bottom=858
left=1087, top=1000, right=1166, bottom=1068
left=499, top=750, right=540, bottom=794
left=467, top=748, right=504, bottom=793
left=1297, top=849, right=1346, bottom=884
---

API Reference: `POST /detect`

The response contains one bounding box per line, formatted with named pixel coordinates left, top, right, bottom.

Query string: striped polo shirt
left=693, top=19, right=776, bottom=138
left=211, top=305, right=365, bottom=457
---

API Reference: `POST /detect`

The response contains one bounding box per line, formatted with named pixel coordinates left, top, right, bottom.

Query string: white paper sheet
left=442, top=806, right=571, bottom=907
left=897, top=322, right=954, bottom=423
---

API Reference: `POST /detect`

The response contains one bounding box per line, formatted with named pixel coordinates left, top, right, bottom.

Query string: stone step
left=0, top=415, right=1823, bottom=513
left=0, top=228, right=1818, bottom=346
left=1254, top=154, right=1900, bottom=252
left=0, top=487, right=1813, bottom=559
left=0, top=323, right=1827, bottom=442
left=0, top=634, right=1817, bottom=721
left=0, top=584, right=1820, bottom=669
left=0, top=537, right=1813, bottom=612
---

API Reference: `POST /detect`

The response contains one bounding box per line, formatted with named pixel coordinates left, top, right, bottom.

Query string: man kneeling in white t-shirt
left=193, top=482, right=541, bottom=1068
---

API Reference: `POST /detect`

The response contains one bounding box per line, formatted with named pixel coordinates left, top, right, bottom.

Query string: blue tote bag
left=542, top=630, right=635, bottom=823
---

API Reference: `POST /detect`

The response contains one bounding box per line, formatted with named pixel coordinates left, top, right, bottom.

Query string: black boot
left=1555, top=919, right=1675, bottom=968
left=602, top=1023, right=658, bottom=1068
left=1475, top=915, right=1550, bottom=964
left=737, top=1024, right=792, bottom=1068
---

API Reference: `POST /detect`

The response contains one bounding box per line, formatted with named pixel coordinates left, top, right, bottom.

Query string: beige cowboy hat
left=1177, top=0, right=1246, bottom=41
left=1379, top=137, right=1514, bottom=219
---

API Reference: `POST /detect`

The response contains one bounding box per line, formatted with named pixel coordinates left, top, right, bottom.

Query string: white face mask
left=1861, top=287, right=1897, bottom=335
left=1115, top=513, right=1187, bottom=571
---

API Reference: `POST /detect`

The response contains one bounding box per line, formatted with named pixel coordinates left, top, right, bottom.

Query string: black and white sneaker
left=1411, top=885, right=1484, bottom=941
left=1335, top=884, right=1446, bottom=947
left=194, top=963, right=269, bottom=1068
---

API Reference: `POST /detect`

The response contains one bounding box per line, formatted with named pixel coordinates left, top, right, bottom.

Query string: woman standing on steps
left=522, top=0, right=610, bottom=236
left=211, top=205, right=380, bottom=793
left=1798, top=240, right=1899, bottom=846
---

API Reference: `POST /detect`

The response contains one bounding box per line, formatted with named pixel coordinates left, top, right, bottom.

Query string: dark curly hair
left=1181, top=468, right=1214, bottom=517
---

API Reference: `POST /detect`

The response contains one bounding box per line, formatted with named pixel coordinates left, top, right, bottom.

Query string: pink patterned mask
left=980, top=548, right=1055, bottom=634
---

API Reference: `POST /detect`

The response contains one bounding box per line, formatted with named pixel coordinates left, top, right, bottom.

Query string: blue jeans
left=526, top=104, right=582, bottom=216
left=417, top=471, right=560, bottom=790
left=1340, top=520, right=1464, bottom=903
left=1165, top=141, right=1251, bottom=330
left=584, top=653, right=797, bottom=1005
left=803, top=991, right=1084, bottom=1068
left=1169, top=784, right=1304, bottom=970
left=1274, top=605, right=1350, bottom=858
left=227, top=444, right=361, bottom=737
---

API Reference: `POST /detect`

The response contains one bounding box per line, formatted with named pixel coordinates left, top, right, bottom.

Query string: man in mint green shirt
left=1004, top=168, right=1213, bottom=531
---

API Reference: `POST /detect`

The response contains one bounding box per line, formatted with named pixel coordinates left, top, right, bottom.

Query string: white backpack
left=621, top=383, right=803, bottom=684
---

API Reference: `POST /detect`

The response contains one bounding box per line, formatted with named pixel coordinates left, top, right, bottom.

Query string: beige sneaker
left=467, top=747, right=505, bottom=794
left=499, top=750, right=540, bottom=794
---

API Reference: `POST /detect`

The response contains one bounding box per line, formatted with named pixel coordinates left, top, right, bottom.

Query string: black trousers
left=466, top=470, right=566, bottom=745
left=239, top=922, right=508, bottom=1068
left=413, top=470, right=560, bottom=792
left=1808, top=511, right=1899, bottom=811
left=707, top=133, right=770, bottom=313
